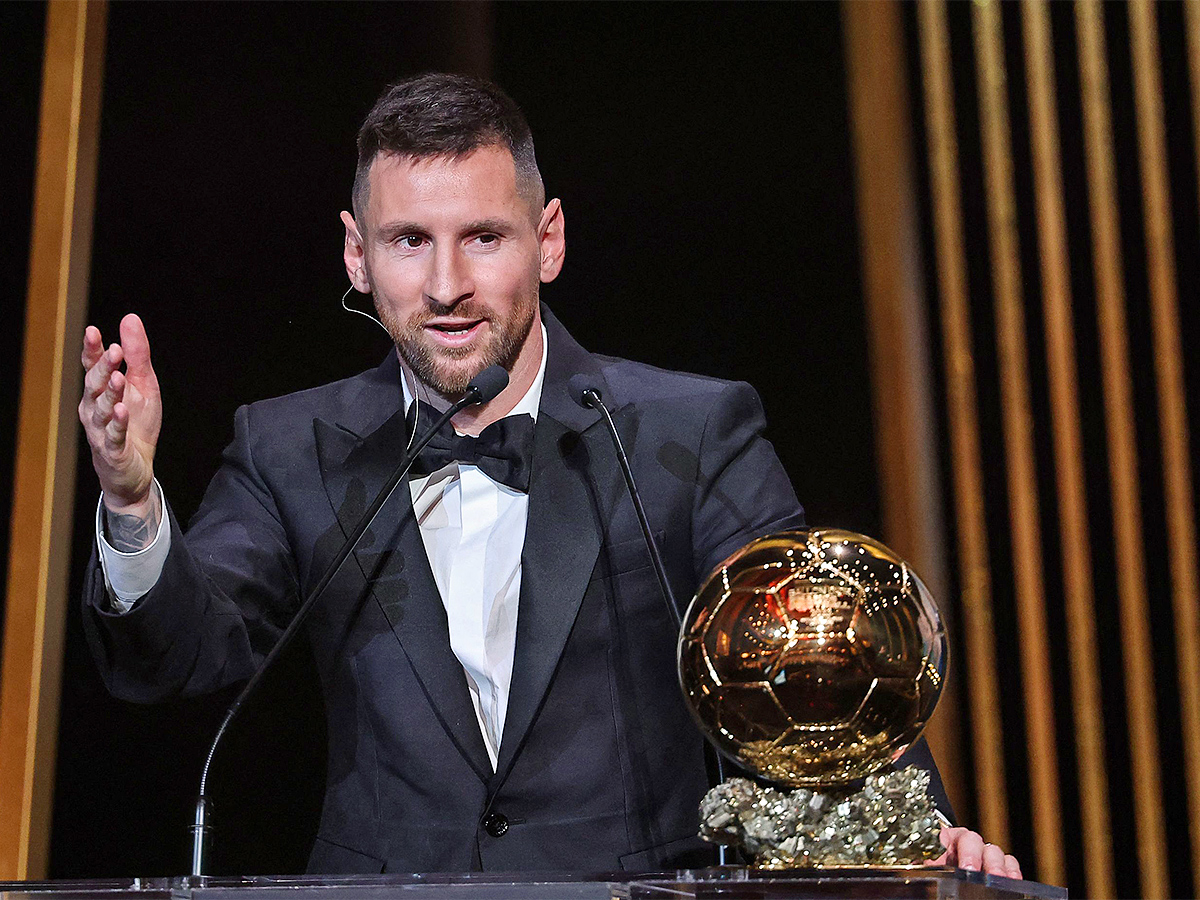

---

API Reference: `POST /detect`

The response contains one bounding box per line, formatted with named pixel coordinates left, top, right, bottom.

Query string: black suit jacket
left=84, top=306, right=947, bottom=873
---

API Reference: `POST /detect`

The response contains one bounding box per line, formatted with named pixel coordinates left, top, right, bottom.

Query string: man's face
left=345, top=146, right=557, bottom=397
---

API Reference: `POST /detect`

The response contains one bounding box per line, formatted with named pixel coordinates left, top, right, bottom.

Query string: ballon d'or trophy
left=678, top=529, right=948, bottom=868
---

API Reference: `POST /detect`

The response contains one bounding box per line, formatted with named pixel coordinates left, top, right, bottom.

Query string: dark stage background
left=4, top=2, right=883, bottom=877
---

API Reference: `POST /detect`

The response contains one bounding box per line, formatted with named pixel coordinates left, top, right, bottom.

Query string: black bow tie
left=408, top=403, right=535, bottom=492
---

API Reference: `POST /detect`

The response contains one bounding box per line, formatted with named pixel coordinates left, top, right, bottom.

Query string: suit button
left=483, top=812, right=508, bottom=837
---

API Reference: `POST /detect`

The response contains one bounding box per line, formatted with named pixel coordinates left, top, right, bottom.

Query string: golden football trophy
left=678, top=528, right=948, bottom=868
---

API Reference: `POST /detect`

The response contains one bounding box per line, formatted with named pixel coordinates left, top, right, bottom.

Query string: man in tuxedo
left=78, top=73, right=1020, bottom=879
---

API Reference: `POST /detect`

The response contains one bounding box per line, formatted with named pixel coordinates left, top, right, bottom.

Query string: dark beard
left=376, top=295, right=537, bottom=396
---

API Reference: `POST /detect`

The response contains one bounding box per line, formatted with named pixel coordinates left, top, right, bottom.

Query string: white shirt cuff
left=95, top=479, right=171, bottom=612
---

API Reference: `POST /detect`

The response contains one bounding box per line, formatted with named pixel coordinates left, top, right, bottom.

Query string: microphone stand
left=580, top=391, right=679, bottom=631
left=190, top=373, right=502, bottom=877
left=579, top=388, right=731, bottom=865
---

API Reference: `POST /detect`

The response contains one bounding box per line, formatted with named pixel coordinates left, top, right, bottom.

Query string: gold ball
left=677, top=529, right=947, bottom=787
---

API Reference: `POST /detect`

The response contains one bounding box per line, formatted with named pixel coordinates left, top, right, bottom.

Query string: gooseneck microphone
left=190, top=364, right=509, bottom=877
left=569, top=375, right=729, bottom=865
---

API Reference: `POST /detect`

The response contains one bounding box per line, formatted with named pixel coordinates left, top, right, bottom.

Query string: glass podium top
left=0, top=868, right=1065, bottom=899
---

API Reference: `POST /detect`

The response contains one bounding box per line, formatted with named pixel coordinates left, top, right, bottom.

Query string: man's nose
left=424, top=244, right=473, bottom=307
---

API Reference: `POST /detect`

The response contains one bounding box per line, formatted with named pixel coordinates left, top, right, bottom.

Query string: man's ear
left=340, top=210, right=371, bottom=293
left=537, top=199, right=566, bottom=283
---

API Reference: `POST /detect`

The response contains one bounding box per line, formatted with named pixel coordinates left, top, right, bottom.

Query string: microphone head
left=568, top=374, right=602, bottom=409
left=466, top=365, right=509, bottom=404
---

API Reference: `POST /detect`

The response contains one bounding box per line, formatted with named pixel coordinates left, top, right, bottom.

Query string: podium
left=0, top=869, right=1065, bottom=898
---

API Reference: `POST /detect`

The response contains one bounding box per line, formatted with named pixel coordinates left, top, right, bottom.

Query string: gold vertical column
left=1128, top=2, right=1200, bottom=892
left=970, top=1, right=1064, bottom=883
left=1075, top=3, right=1169, bottom=897
left=0, top=0, right=107, bottom=880
left=916, top=0, right=1009, bottom=846
left=1188, top=2, right=1200, bottom=220
left=1020, top=2, right=1115, bottom=894
left=841, top=0, right=965, bottom=817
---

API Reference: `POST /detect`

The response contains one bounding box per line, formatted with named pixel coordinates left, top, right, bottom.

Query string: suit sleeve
left=689, top=381, right=806, bottom=582
left=82, top=404, right=301, bottom=702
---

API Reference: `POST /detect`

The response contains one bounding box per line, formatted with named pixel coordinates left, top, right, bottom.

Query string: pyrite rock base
left=698, top=765, right=944, bottom=868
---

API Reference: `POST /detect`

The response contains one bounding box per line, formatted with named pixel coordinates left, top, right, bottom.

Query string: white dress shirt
left=400, top=328, right=546, bottom=768
left=97, top=325, right=548, bottom=770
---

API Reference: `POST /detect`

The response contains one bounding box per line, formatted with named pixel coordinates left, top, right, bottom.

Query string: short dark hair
left=353, top=73, right=544, bottom=221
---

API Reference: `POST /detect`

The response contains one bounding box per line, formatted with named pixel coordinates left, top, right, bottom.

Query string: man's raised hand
left=79, top=314, right=163, bottom=549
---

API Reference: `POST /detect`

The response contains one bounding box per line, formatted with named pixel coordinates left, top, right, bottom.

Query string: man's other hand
left=929, top=825, right=1023, bottom=880
left=79, top=314, right=163, bottom=543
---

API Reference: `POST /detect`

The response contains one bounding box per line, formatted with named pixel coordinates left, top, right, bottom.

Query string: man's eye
left=476, top=234, right=499, bottom=246
left=400, top=235, right=425, bottom=249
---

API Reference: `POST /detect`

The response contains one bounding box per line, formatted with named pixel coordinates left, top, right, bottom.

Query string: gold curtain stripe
left=1188, top=1, right=1200, bottom=228
left=0, top=0, right=106, bottom=879
left=915, top=0, right=1009, bottom=845
left=970, top=1, right=1064, bottom=884
left=1128, top=3, right=1200, bottom=892
left=840, top=0, right=967, bottom=816
left=1019, top=2, right=1115, bottom=894
left=1178, top=5, right=1200, bottom=877
left=1075, top=3, right=1169, bottom=897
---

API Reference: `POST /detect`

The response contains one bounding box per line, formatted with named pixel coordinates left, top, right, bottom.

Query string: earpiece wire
left=340, top=283, right=419, bottom=452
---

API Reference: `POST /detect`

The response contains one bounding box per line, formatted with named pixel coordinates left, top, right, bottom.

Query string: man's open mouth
left=425, top=319, right=485, bottom=345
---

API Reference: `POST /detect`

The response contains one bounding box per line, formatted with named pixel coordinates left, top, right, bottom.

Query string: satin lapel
left=491, top=410, right=604, bottom=783
left=490, top=306, right=616, bottom=784
left=313, top=405, right=493, bottom=782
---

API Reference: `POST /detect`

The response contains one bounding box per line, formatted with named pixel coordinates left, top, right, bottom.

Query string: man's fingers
left=84, top=344, right=123, bottom=399
left=119, top=313, right=155, bottom=382
left=953, top=830, right=985, bottom=872
left=936, top=826, right=1021, bottom=878
left=104, top=402, right=129, bottom=448
left=981, top=843, right=1007, bottom=876
left=936, top=825, right=1019, bottom=877
left=92, top=370, right=125, bottom=425
left=82, top=326, right=104, bottom=370
left=938, top=825, right=963, bottom=854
